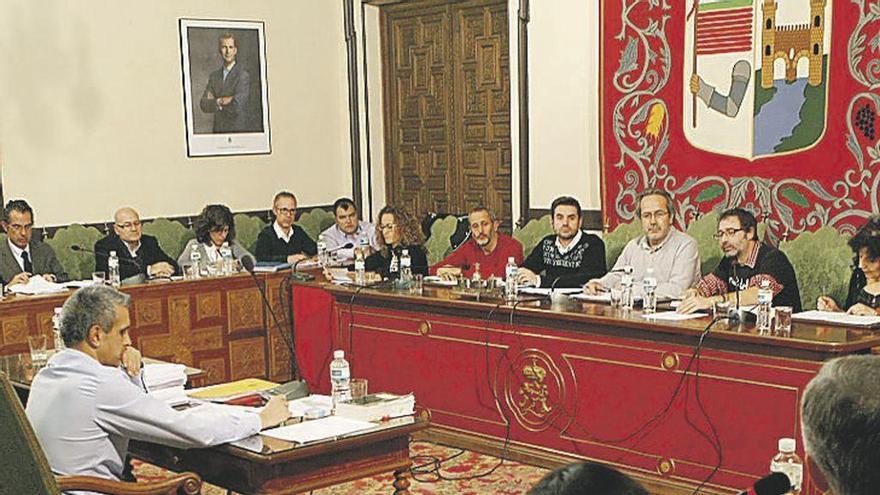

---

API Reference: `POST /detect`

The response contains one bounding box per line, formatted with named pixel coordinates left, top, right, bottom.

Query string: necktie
left=21, top=251, right=33, bottom=273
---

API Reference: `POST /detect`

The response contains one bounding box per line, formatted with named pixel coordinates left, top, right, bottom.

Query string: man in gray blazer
left=0, top=200, right=67, bottom=285
left=199, top=32, right=251, bottom=133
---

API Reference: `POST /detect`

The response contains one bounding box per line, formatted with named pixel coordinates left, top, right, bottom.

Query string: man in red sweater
left=430, top=207, right=523, bottom=279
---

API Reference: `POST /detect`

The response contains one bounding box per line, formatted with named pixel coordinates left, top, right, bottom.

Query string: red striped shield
left=683, top=0, right=831, bottom=159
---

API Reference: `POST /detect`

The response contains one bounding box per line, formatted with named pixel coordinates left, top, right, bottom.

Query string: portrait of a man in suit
left=199, top=32, right=251, bottom=133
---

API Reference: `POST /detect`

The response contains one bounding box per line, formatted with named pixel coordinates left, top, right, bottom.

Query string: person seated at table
left=365, top=205, right=428, bottom=280
left=178, top=204, right=256, bottom=270
left=320, top=197, right=379, bottom=265
left=0, top=199, right=67, bottom=285
left=516, top=196, right=606, bottom=288
left=95, top=207, right=178, bottom=282
left=678, top=207, right=801, bottom=314
left=25, top=285, right=290, bottom=484
left=817, top=216, right=880, bottom=316
left=255, top=191, right=316, bottom=264
left=584, top=189, right=699, bottom=299
left=430, top=206, right=523, bottom=280
left=528, top=461, right=649, bottom=495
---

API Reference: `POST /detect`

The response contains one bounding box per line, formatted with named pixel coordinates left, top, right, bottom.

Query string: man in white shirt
left=26, top=285, right=290, bottom=483
left=320, top=198, right=379, bottom=264
left=584, top=189, right=701, bottom=299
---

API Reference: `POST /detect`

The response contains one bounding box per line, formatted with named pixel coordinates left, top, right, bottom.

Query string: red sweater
left=430, top=233, right=523, bottom=278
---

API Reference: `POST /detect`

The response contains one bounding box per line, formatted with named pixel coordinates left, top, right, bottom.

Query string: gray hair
left=635, top=188, right=675, bottom=221
left=802, top=355, right=880, bottom=495
left=60, top=285, right=131, bottom=346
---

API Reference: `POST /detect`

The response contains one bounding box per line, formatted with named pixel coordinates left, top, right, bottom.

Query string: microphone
left=327, top=242, right=354, bottom=253
left=290, top=256, right=315, bottom=282
left=736, top=472, right=791, bottom=495
left=70, top=245, right=144, bottom=270
left=241, top=256, right=303, bottom=381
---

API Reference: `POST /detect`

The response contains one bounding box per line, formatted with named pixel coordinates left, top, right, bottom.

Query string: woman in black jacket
left=366, top=205, right=428, bottom=279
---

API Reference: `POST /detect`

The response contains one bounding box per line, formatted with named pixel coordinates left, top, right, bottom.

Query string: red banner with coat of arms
left=601, top=0, right=880, bottom=240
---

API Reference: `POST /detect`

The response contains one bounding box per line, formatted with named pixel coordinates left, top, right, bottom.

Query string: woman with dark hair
left=365, top=205, right=428, bottom=279
left=817, top=216, right=880, bottom=315
left=528, top=461, right=649, bottom=495
left=178, top=204, right=255, bottom=271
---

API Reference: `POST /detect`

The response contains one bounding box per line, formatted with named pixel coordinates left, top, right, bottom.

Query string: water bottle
left=471, top=262, right=482, bottom=288
left=329, top=349, right=351, bottom=408
left=400, top=249, right=412, bottom=284
left=354, top=247, right=366, bottom=285
left=219, top=242, right=233, bottom=275
left=770, top=438, right=802, bottom=494
left=642, top=267, right=657, bottom=314
left=505, top=257, right=519, bottom=302
left=358, top=235, right=370, bottom=256
left=621, top=266, right=634, bottom=311
left=190, top=249, right=202, bottom=278
left=317, top=234, right=328, bottom=267
left=107, top=251, right=121, bottom=287
left=389, top=252, right=399, bottom=278
left=52, top=307, right=65, bottom=352
left=757, top=280, right=773, bottom=333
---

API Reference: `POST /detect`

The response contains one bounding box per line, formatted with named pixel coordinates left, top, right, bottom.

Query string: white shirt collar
left=555, top=230, right=583, bottom=255
left=273, top=222, right=293, bottom=243
left=8, top=239, right=29, bottom=271
left=123, top=240, right=141, bottom=258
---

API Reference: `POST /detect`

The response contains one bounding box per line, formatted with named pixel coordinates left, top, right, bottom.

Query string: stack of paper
left=334, top=393, right=415, bottom=422
left=253, top=262, right=291, bottom=273
left=187, top=378, right=279, bottom=402
left=144, top=363, right=189, bottom=406
left=262, top=415, right=376, bottom=444
left=793, top=310, right=880, bottom=328
left=8, top=276, right=67, bottom=295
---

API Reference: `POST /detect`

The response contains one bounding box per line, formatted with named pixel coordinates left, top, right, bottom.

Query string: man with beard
left=678, top=207, right=801, bottom=313
left=430, top=207, right=523, bottom=279
left=584, top=189, right=699, bottom=299
left=517, top=196, right=606, bottom=288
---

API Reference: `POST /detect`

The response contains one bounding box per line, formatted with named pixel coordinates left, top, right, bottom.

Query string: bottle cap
left=402, top=249, right=409, bottom=255
left=508, top=257, right=515, bottom=263
left=779, top=438, right=796, bottom=452
left=333, top=350, right=345, bottom=359
left=109, top=250, right=116, bottom=256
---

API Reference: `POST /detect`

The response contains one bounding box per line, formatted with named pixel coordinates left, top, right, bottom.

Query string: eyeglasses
left=275, top=207, right=296, bottom=216
left=6, top=223, right=33, bottom=232
left=713, top=228, right=745, bottom=240
left=639, top=210, right=669, bottom=221
left=211, top=226, right=230, bottom=234
left=379, top=224, right=398, bottom=231
left=115, top=221, right=141, bottom=230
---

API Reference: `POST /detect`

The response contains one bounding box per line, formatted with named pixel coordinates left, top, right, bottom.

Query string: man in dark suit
left=199, top=32, right=251, bottom=133
left=95, top=207, right=178, bottom=282
left=0, top=199, right=67, bottom=285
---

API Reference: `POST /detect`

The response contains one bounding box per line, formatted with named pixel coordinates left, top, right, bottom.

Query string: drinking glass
left=28, top=335, right=49, bottom=367
left=774, top=306, right=793, bottom=336
left=350, top=378, right=368, bottom=400
left=609, top=287, right=623, bottom=307
left=91, top=271, right=106, bottom=285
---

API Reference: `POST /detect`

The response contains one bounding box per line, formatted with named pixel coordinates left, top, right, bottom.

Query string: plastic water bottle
left=317, top=234, right=328, bottom=267
left=621, top=266, right=634, bottom=311
left=107, top=251, right=121, bottom=287
left=757, top=280, right=773, bottom=333
left=389, top=252, right=399, bottom=278
left=505, top=257, right=519, bottom=302
left=354, top=247, right=366, bottom=285
left=471, top=262, right=482, bottom=288
left=52, top=307, right=65, bottom=352
left=219, top=242, right=233, bottom=275
left=400, top=249, right=412, bottom=284
left=642, top=267, right=657, bottom=314
left=330, top=349, right=351, bottom=408
left=358, top=236, right=370, bottom=256
left=190, top=249, right=202, bottom=278
left=770, top=438, right=802, bottom=494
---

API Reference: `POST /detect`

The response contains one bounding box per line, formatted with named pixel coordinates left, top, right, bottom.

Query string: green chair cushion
left=514, top=215, right=554, bottom=259
left=46, top=225, right=105, bottom=281
left=602, top=221, right=644, bottom=272
left=686, top=211, right=723, bottom=277
left=233, top=214, right=267, bottom=256
left=780, top=226, right=852, bottom=310
left=424, top=216, right=459, bottom=266
left=141, top=218, right=195, bottom=261
left=298, top=209, right=336, bottom=243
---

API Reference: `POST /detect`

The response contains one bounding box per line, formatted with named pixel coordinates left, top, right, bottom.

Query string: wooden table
left=291, top=280, right=880, bottom=495
left=0, top=273, right=295, bottom=385
left=128, top=417, right=429, bottom=495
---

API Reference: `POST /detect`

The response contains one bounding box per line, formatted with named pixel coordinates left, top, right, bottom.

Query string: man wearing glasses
left=0, top=199, right=67, bottom=285
left=678, top=207, right=801, bottom=313
left=255, top=191, right=317, bottom=263
left=94, top=207, right=178, bottom=282
left=584, top=189, right=700, bottom=299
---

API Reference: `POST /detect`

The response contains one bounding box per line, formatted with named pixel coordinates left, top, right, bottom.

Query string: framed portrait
left=179, top=18, right=271, bottom=157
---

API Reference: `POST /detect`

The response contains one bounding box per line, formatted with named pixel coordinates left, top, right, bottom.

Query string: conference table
left=290, top=279, right=880, bottom=495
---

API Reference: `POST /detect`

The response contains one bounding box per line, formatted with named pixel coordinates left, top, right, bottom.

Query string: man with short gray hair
left=26, top=285, right=290, bottom=484
left=801, top=355, right=880, bottom=495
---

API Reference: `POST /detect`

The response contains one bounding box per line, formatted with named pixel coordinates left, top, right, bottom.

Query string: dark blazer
left=0, top=239, right=68, bottom=283
left=94, top=234, right=179, bottom=281
left=199, top=62, right=251, bottom=133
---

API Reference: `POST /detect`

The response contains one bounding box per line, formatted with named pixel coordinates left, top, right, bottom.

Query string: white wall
left=0, top=0, right=352, bottom=226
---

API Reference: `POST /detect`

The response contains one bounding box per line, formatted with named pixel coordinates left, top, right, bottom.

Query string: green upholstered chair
left=513, top=215, right=554, bottom=260
left=45, top=224, right=104, bottom=281
left=142, top=218, right=196, bottom=261
left=233, top=214, right=267, bottom=256
left=297, top=208, right=336, bottom=242
left=685, top=211, right=723, bottom=276
left=601, top=221, right=644, bottom=272
left=780, top=226, right=852, bottom=310
left=424, top=215, right=459, bottom=266
left=0, top=371, right=201, bottom=495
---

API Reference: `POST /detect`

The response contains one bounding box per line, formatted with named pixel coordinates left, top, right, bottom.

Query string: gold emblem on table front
left=501, top=349, right=574, bottom=432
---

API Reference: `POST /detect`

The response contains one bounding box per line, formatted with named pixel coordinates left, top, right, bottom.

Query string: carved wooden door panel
left=381, top=0, right=511, bottom=228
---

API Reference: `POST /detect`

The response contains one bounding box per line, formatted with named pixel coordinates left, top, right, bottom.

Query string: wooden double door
left=381, top=0, right=512, bottom=229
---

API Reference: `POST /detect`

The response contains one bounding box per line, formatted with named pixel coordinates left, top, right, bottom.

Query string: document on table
left=570, top=292, right=610, bottom=302
left=8, top=276, right=67, bottom=295
left=262, top=415, right=376, bottom=444
left=793, top=310, right=880, bottom=328
left=642, top=311, right=706, bottom=321
left=518, top=287, right=583, bottom=297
